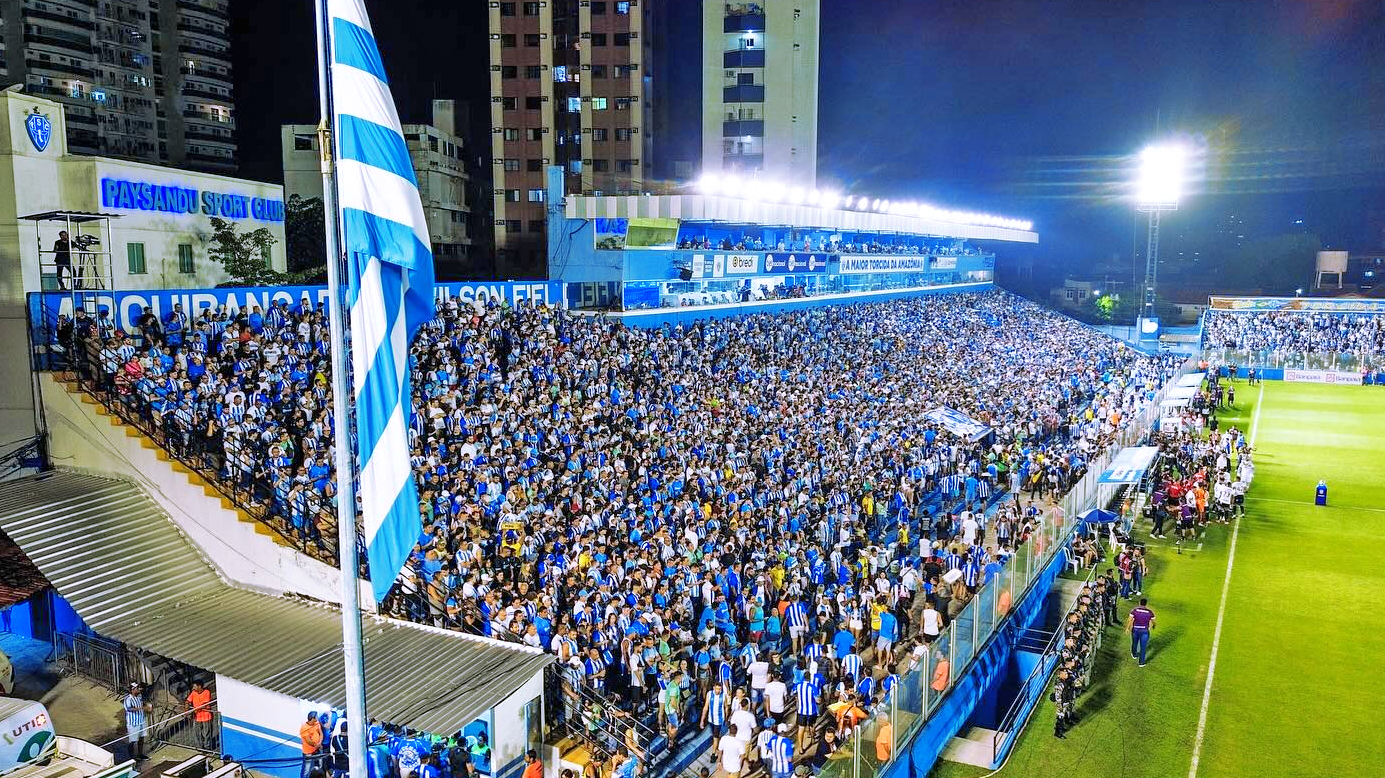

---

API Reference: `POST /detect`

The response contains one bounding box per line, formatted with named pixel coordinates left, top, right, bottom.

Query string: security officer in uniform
left=1052, top=669, right=1076, bottom=738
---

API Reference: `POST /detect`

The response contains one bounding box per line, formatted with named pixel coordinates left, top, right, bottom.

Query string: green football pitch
left=930, top=381, right=1385, bottom=778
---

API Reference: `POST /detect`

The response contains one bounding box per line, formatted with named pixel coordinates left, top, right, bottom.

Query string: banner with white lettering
left=28, top=281, right=566, bottom=339
left=763, top=253, right=827, bottom=274
left=1283, top=368, right=1364, bottom=385
left=839, top=255, right=929, bottom=274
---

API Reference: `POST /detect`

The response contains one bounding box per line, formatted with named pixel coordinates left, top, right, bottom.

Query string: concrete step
left=941, top=726, right=1001, bottom=768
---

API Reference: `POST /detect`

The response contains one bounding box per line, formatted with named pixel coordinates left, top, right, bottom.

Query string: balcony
left=23, top=9, right=95, bottom=30
left=24, top=32, right=95, bottom=54
left=722, top=119, right=764, bottom=138
left=177, top=0, right=230, bottom=22
left=179, top=43, right=231, bottom=62
left=722, top=49, right=765, bottom=68
left=181, top=85, right=231, bottom=102
left=182, top=128, right=234, bottom=143
left=26, top=58, right=95, bottom=79
left=723, top=13, right=765, bottom=33
left=722, top=84, right=764, bottom=103
left=182, top=68, right=233, bottom=86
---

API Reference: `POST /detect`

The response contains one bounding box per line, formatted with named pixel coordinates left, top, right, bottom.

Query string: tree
left=285, top=194, right=328, bottom=279
left=208, top=217, right=285, bottom=286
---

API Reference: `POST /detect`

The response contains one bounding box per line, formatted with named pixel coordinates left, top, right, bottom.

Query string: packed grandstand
left=1200, top=309, right=1385, bottom=371
left=59, top=288, right=1192, bottom=764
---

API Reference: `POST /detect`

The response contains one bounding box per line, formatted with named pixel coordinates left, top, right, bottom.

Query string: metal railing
left=1199, top=346, right=1385, bottom=374
left=99, top=704, right=222, bottom=756
left=61, top=335, right=347, bottom=567
left=990, top=564, right=1098, bottom=762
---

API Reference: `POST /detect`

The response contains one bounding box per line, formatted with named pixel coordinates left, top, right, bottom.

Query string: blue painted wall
left=902, top=542, right=1068, bottom=776
left=220, top=716, right=300, bottom=778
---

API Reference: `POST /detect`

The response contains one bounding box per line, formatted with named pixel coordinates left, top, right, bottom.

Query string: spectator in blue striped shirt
left=123, top=682, right=151, bottom=761
left=766, top=726, right=795, bottom=778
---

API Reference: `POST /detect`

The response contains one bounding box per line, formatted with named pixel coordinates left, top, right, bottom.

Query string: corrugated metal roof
left=0, top=471, right=550, bottom=734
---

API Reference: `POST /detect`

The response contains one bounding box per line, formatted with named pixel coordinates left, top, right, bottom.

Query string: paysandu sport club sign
left=30, top=281, right=565, bottom=334
left=100, top=177, right=286, bottom=223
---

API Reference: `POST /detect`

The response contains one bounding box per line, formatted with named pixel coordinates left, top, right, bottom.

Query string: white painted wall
left=489, top=669, right=545, bottom=775
left=38, top=372, right=368, bottom=603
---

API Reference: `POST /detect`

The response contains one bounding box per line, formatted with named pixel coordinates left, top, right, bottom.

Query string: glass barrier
left=856, top=358, right=1197, bottom=775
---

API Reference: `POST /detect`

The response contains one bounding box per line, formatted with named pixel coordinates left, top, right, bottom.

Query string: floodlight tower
left=1135, top=144, right=1186, bottom=333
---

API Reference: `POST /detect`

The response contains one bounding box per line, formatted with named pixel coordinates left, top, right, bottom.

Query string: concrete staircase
left=38, top=372, right=353, bottom=603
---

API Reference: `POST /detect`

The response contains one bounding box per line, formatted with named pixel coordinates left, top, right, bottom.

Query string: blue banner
left=28, top=281, right=565, bottom=335
left=763, top=252, right=827, bottom=274
left=923, top=406, right=991, bottom=441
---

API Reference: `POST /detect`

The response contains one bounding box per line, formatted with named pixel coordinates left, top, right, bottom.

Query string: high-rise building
left=701, top=0, right=818, bottom=188
left=0, top=0, right=236, bottom=172
left=282, top=100, right=475, bottom=268
left=488, top=0, right=656, bottom=279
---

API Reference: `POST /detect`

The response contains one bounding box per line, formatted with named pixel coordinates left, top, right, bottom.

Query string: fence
left=61, top=632, right=128, bottom=692
left=816, top=357, right=1196, bottom=778
left=1200, top=346, right=1385, bottom=374
left=99, top=704, right=222, bottom=756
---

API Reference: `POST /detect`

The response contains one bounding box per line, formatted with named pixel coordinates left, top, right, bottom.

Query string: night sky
left=231, top=0, right=1385, bottom=279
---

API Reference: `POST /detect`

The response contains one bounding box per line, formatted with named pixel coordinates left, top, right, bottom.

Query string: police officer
left=1052, top=669, right=1075, bottom=738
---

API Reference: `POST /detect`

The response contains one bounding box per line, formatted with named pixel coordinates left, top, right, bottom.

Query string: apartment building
left=701, top=0, right=818, bottom=188
left=0, top=0, right=236, bottom=172
left=488, top=0, right=656, bottom=278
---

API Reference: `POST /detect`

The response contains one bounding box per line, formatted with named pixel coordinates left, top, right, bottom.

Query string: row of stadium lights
left=693, top=174, right=1034, bottom=232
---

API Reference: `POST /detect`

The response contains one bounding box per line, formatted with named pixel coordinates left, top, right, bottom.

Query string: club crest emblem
left=25, top=110, right=52, bottom=152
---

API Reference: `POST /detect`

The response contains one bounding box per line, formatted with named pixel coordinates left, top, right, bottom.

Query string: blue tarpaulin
left=1097, top=446, right=1159, bottom=484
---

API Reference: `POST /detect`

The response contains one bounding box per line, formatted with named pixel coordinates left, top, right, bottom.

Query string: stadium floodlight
left=820, top=192, right=840, bottom=210
left=696, top=174, right=720, bottom=195
left=806, top=189, right=821, bottom=206
left=788, top=187, right=806, bottom=205
left=762, top=181, right=785, bottom=203
left=1135, top=141, right=1193, bottom=334
left=1136, top=144, right=1186, bottom=210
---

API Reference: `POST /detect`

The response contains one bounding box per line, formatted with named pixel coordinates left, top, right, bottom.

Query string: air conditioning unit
left=724, top=70, right=736, bottom=78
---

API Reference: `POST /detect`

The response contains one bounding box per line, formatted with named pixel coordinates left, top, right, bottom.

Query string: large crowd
left=73, top=289, right=1185, bottom=775
left=1202, top=310, right=1385, bottom=359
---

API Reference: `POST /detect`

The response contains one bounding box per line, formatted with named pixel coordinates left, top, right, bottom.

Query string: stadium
left=1, top=4, right=1382, bottom=778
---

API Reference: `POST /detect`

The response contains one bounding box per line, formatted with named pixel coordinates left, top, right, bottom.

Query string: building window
left=505, top=189, right=521, bottom=202
left=527, top=158, right=542, bottom=171
left=553, top=65, right=568, bottom=82
left=429, top=136, right=438, bottom=152
left=591, top=1, right=606, bottom=13
left=505, top=219, right=521, bottom=233
left=615, top=128, right=631, bottom=141
left=523, top=1, right=540, bottom=14
left=592, top=128, right=608, bottom=141
left=569, top=160, right=583, bottom=173
left=177, top=244, right=194, bottom=274
left=591, top=33, right=606, bottom=46
left=615, top=97, right=631, bottom=110
left=528, top=219, right=544, bottom=233
left=618, top=159, right=635, bottom=172
left=524, top=65, right=542, bottom=79
left=591, top=65, right=607, bottom=78
left=502, top=97, right=517, bottom=109
left=592, top=97, right=607, bottom=110
left=499, top=2, right=515, bottom=15
left=527, top=188, right=545, bottom=202
left=503, top=128, right=519, bottom=141
left=501, top=34, right=516, bottom=47
left=501, top=65, right=517, bottom=79
left=616, top=1, right=630, bottom=13
left=566, top=97, right=581, bottom=112
left=592, top=159, right=609, bottom=172
left=524, top=33, right=541, bottom=46
left=525, top=96, right=543, bottom=110
left=527, top=127, right=543, bottom=140
left=503, top=158, right=520, bottom=171
left=294, top=135, right=314, bottom=151
left=615, top=32, right=630, bottom=46
left=261, top=244, right=273, bottom=268
left=126, top=243, right=146, bottom=274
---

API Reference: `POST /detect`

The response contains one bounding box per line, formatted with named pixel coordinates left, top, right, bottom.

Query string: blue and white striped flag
left=328, top=0, right=435, bottom=602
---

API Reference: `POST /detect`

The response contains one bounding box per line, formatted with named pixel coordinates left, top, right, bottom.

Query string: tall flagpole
left=314, top=2, right=370, bottom=778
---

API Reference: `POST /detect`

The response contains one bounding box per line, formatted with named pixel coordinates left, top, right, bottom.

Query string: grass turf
left=929, top=381, right=1385, bottom=778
